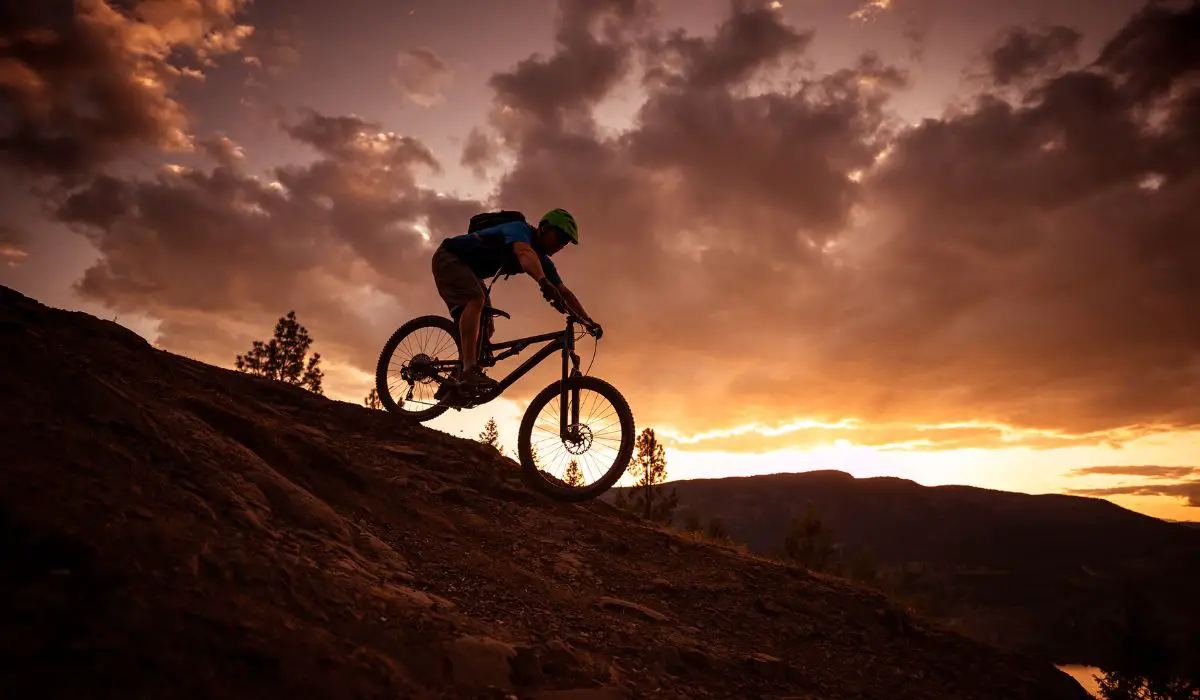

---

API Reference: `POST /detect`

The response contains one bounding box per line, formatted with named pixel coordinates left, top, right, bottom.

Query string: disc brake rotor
left=563, top=423, right=593, bottom=455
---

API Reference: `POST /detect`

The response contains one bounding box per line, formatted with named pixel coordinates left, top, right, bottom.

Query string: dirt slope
left=0, top=286, right=1089, bottom=700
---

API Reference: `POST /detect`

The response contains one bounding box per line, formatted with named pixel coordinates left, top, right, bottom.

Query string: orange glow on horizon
left=407, top=388, right=1200, bottom=524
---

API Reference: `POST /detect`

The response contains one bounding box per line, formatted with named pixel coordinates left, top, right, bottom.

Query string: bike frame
left=430, top=309, right=586, bottom=435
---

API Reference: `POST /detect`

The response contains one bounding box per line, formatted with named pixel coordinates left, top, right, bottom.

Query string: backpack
left=466, top=210, right=529, bottom=284
left=468, top=210, right=526, bottom=233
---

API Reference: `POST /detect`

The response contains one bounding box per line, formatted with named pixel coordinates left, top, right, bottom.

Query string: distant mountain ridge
left=658, top=470, right=1196, bottom=565
left=617, top=470, right=1200, bottom=667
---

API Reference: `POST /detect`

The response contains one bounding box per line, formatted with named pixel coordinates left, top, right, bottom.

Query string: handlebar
left=539, top=279, right=596, bottom=334
left=557, top=303, right=600, bottom=338
left=481, top=299, right=598, bottom=337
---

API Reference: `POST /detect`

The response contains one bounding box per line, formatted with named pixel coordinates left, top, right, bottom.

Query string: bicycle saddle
left=483, top=306, right=510, bottom=319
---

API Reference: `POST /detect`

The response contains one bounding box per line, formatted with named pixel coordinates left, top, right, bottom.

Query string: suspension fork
left=559, top=319, right=582, bottom=439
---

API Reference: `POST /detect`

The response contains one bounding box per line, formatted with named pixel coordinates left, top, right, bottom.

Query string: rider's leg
left=459, top=295, right=484, bottom=372
left=432, top=246, right=489, bottom=377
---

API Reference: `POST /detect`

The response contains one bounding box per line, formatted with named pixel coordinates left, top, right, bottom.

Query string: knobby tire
left=517, top=376, right=635, bottom=502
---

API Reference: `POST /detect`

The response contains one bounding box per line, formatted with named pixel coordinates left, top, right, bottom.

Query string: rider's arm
left=557, top=284, right=592, bottom=323
left=512, top=241, right=549, bottom=281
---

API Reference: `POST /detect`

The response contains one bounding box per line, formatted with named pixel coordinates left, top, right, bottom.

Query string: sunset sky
left=2, top=0, right=1198, bottom=521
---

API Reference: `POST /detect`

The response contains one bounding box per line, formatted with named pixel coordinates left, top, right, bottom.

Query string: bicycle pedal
left=439, top=381, right=482, bottom=406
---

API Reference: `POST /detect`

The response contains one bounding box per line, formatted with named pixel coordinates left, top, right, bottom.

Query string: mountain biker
left=431, top=208, right=602, bottom=393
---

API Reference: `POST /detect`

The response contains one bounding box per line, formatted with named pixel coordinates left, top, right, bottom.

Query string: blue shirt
left=440, top=220, right=563, bottom=286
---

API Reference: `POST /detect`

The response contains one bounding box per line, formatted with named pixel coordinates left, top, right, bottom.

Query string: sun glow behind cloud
left=402, top=384, right=1200, bottom=522
left=333, top=360, right=1200, bottom=523
left=653, top=415, right=1171, bottom=454
left=850, top=0, right=892, bottom=22
left=314, top=333, right=1200, bottom=523
left=663, top=428, right=1200, bottom=521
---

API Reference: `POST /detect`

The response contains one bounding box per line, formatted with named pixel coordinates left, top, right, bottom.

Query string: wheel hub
left=402, top=353, right=438, bottom=385
left=563, top=423, right=593, bottom=455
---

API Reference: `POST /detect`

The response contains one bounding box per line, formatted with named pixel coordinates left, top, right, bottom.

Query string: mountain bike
left=375, top=300, right=635, bottom=502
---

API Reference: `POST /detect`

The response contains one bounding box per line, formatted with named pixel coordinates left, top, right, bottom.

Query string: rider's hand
left=586, top=321, right=603, bottom=339
left=539, top=277, right=567, bottom=313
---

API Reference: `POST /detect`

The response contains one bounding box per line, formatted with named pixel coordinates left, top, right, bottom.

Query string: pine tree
left=363, top=387, right=382, bottom=409
left=478, top=417, right=503, bottom=455
left=234, top=311, right=324, bottom=394
left=563, top=458, right=584, bottom=487
left=783, top=504, right=837, bottom=572
left=1096, top=589, right=1200, bottom=700
left=619, top=427, right=679, bottom=524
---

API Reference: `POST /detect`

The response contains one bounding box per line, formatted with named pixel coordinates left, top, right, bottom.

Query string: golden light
left=850, top=0, right=892, bottom=22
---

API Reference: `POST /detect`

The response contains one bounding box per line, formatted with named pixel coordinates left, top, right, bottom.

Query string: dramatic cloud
left=0, top=0, right=253, bottom=181
left=393, top=48, right=452, bottom=107
left=1066, top=464, right=1200, bottom=509
left=819, top=0, right=1200, bottom=435
left=661, top=419, right=1113, bottom=453
left=242, top=14, right=301, bottom=82
left=644, top=1, right=813, bottom=90
left=1066, top=480, right=1200, bottom=508
left=1069, top=466, right=1200, bottom=480
left=486, top=0, right=653, bottom=137
left=485, top=2, right=906, bottom=425
left=0, top=224, right=29, bottom=266
left=984, top=24, right=1082, bottom=86
left=199, top=133, right=246, bottom=169
left=850, top=0, right=893, bottom=23
left=13, top=0, right=1200, bottom=451
left=475, top=0, right=1200, bottom=441
left=52, top=110, right=474, bottom=382
left=461, top=128, right=502, bottom=179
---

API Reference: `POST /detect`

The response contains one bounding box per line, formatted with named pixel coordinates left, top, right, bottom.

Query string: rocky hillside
left=0, top=286, right=1089, bottom=700
left=651, top=472, right=1200, bottom=667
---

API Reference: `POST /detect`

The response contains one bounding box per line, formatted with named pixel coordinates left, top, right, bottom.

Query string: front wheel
left=517, top=376, right=635, bottom=502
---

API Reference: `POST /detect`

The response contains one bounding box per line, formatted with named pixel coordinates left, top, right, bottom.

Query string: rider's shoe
left=461, top=365, right=498, bottom=394
left=434, top=368, right=461, bottom=401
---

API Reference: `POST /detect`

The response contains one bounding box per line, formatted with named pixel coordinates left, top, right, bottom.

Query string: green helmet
left=540, top=208, right=578, bottom=244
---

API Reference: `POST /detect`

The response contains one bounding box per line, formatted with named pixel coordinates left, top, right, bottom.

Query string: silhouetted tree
left=1099, top=671, right=1199, bottom=700
left=563, top=458, right=584, bottom=487
left=616, top=428, right=678, bottom=524
left=682, top=512, right=702, bottom=533
left=1096, top=589, right=1200, bottom=700
left=364, top=387, right=382, bottom=410
left=783, top=504, right=837, bottom=572
left=235, top=311, right=324, bottom=394
left=478, top=417, right=503, bottom=455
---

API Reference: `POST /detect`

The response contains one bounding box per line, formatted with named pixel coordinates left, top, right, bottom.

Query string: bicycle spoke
left=430, top=332, right=454, bottom=358
left=382, top=322, right=459, bottom=416
left=525, top=385, right=629, bottom=489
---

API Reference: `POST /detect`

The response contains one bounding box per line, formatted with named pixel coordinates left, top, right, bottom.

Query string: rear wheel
left=375, top=315, right=460, bottom=422
left=517, top=376, right=635, bottom=502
